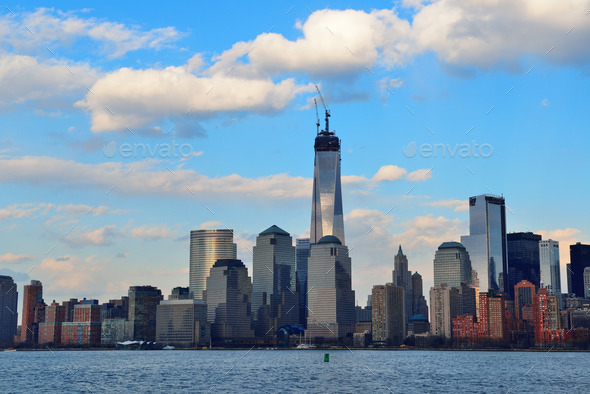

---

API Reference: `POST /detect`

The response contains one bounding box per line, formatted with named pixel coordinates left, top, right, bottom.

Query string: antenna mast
left=315, top=85, right=330, bottom=133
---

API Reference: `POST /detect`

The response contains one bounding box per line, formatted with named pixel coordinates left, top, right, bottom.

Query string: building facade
left=0, top=275, right=18, bottom=347
left=128, top=286, right=163, bottom=342
left=569, top=243, right=590, bottom=298
left=514, top=280, right=536, bottom=320
left=433, top=242, right=473, bottom=288
left=20, top=280, right=44, bottom=344
left=307, top=236, right=355, bottom=342
left=252, top=225, right=298, bottom=337
left=206, top=259, right=254, bottom=342
left=189, top=229, right=237, bottom=300
left=392, top=245, right=413, bottom=329
left=372, top=283, right=406, bottom=346
left=539, top=240, right=561, bottom=298
left=507, top=232, right=542, bottom=297
left=156, top=299, right=209, bottom=347
left=61, top=302, right=101, bottom=345
left=296, top=237, right=310, bottom=327
left=38, top=302, right=66, bottom=345
left=461, top=194, right=508, bottom=296
left=430, top=284, right=459, bottom=340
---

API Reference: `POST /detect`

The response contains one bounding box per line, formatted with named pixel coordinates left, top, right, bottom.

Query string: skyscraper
left=372, top=283, right=406, bottom=346
left=206, top=259, right=254, bottom=341
left=507, top=232, right=542, bottom=298
left=392, top=245, right=413, bottom=328
left=128, top=285, right=163, bottom=341
left=0, top=275, right=18, bottom=346
left=38, top=302, right=66, bottom=345
left=433, top=242, right=473, bottom=288
left=307, top=236, right=355, bottom=342
left=156, top=298, right=209, bottom=347
left=189, top=229, right=237, bottom=300
left=20, top=280, right=44, bottom=343
left=569, top=242, right=590, bottom=298
left=533, top=288, right=560, bottom=345
left=539, top=240, right=561, bottom=298
left=584, top=267, right=590, bottom=299
left=310, top=111, right=345, bottom=245
left=429, top=284, right=459, bottom=340
left=252, top=225, right=298, bottom=336
left=461, top=194, right=508, bottom=295
left=296, top=238, right=310, bottom=327
left=411, top=272, right=428, bottom=317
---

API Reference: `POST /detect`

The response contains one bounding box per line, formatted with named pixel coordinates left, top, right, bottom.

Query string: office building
left=507, top=232, right=542, bottom=297
left=169, top=287, right=191, bottom=300
left=128, top=285, right=163, bottom=341
left=206, top=259, right=254, bottom=341
left=252, top=225, right=298, bottom=337
left=189, top=229, right=237, bottom=300
left=310, top=111, right=345, bottom=245
left=156, top=299, right=209, bottom=347
left=296, top=238, right=310, bottom=327
left=539, top=240, right=561, bottom=298
left=372, top=283, right=406, bottom=346
left=62, top=298, right=79, bottom=322
left=514, top=280, right=536, bottom=320
left=392, top=245, right=413, bottom=328
left=461, top=194, right=508, bottom=295
left=569, top=243, right=590, bottom=298
left=20, top=280, right=44, bottom=343
left=0, top=275, right=18, bottom=346
left=429, top=284, right=459, bottom=340
left=307, top=236, right=355, bottom=342
left=433, top=242, right=472, bottom=288
left=101, top=318, right=132, bottom=344
left=584, top=267, right=590, bottom=299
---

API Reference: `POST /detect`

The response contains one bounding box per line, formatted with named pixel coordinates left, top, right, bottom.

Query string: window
left=270, top=239, right=276, bottom=245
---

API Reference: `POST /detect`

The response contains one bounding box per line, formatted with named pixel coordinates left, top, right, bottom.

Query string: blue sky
left=1, top=1, right=589, bottom=318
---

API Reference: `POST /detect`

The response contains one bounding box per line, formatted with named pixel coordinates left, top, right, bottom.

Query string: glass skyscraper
left=507, top=232, right=542, bottom=298
left=569, top=242, right=590, bottom=298
left=433, top=241, right=473, bottom=288
left=189, top=229, right=237, bottom=300
left=539, top=239, right=561, bottom=298
left=310, top=117, right=345, bottom=245
left=461, top=194, right=508, bottom=295
left=296, top=238, right=310, bottom=327
left=0, top=275, right=18, bottom=346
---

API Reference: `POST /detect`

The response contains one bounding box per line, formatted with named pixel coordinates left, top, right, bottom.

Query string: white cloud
left=0, top=203, right=41, bottom=220
left=1, top=8, right=182, bottom=58
left=0, top=253, right=34, bottom=264
left=129, top=224, right=176, bottom=240
left=411, top=0, right=590, bottom=69
left=56, top=204, right=110, bottom=216
left=372, top=165, right=408, bottom=182
left=424, top=199, right=468, bottom=212
left=76, top=66, right=314, bottom=132
left=406, top=168, right=433, bottom=182
left=64, top=225, right=117, bottom=246
left=0, top=54, right=98, bottom=106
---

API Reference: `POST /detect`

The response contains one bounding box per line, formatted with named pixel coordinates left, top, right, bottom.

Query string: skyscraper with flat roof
left=310, top=110, right=345, bottom=245
left=20, top=280, right=44, bottom=343
left=461, top=194, right=508, bottom=295
left=569, top=242, right=590, bottom=298
left=507, top=232, right=542, bottom=298
left=0, top=275, right=18, bottom=346
left=189, top=229, right=237, bottom=300
left=372, top=283, right=406, bottom=346
left=539, top=240, right=561, bottom=298
left=296, top=238, right=310, bottom=327
left=128, top=285, right=163, bottom=341
left=514, top=280, right=536, bottom=320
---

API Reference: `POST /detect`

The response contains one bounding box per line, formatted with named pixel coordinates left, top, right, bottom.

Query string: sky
left=1, top=1, right=589, bottom=320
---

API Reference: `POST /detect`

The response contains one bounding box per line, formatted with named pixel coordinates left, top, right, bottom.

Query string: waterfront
left=2, top=350, right=588, bottom=393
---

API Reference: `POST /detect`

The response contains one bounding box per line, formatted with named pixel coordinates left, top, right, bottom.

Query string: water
left=1, top=349, right=588, bottom=393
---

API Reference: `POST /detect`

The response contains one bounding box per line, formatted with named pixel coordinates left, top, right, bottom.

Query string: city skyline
left=2, top=1, right=590, bottom=319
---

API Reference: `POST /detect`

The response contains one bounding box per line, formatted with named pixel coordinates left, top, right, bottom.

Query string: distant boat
left=162, top=345, right=176, bottom=350
left=3, top=348, right=16, bottom=352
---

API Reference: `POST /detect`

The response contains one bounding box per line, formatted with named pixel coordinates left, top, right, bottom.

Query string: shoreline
left=6, top=347, right=590, bottom=352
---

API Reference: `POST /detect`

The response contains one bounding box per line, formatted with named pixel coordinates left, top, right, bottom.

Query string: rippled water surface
left=2, top=349, right=588, bottom=393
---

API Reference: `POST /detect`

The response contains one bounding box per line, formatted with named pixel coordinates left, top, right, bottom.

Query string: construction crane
left=314, top=98, right=320, bottom=135
left=315, top=85, right=330, bottom=134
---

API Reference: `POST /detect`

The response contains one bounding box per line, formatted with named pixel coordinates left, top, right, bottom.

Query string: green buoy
left=324, top=353, right=330, bottom=362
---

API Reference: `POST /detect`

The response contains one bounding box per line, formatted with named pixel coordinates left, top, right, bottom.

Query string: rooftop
left=259, top=225, right=290, bottom=237
left=438, top=241, right=465, bottom=249
left=317, top=235, right=342, bottom=245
